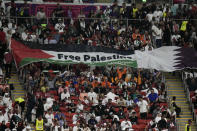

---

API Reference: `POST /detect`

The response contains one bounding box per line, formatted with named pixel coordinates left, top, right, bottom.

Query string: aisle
left=165, top=73, right=197, bottom=131
left=8, top=72, right=25, bottom=100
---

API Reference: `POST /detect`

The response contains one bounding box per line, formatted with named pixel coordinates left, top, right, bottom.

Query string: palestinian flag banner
left=11, top=39, right=197, bottom=72
left=11, top=39, right=137, bottom=68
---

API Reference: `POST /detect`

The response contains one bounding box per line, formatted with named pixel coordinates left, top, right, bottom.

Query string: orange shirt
left=92, top=81, right=99, bottom=88
left=65, top=81, right=70, bottom=87
left=132, top=33, right=141, bottom=40
left=117, top=67, right=127, bottom=79
left=101, top=81, right=111, bottom=88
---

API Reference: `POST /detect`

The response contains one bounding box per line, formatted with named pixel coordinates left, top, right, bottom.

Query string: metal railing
left=2, top=16, right=197, bottom=27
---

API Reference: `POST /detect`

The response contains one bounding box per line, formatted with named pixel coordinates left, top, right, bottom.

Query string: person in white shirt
left=105, top=89, right=118, bottom=102
left=44, top=97, right=54, bottom=111
left=8, top=20, right=17, bottom=34
left=22, top=125, right=31, bottom=131
left=155, top=24, right=163, bottom=48
left=171, top=31, right=181, bottom=46
left=61, top=89, right=70, bottom=101
left=45, top=110, right=54, bottom=128
left=72, top=113, right=79, bottom=124
left=137, top=97, right=149, bottom=119
left=3, top=93, right=12, bottom=108
left=121, top=117, right=132, bottom=131
left=76, top=101, right=84, bottom=113
left=0, top=0, right=5, bottom=13
left=55, top=19, right=65, bottom=33
left=155, top=112, right=162, bottom=123
left=142, top=86, right=159, bottom=97
left=145, top=42, right=154, bottom=52
left=36, top=8, right=46, bottom=24
left=88, top=88, right=97, bottom=102
left=151, top=23, right=158, bottom=48
left=0, top=111, right=5, bottom=123
left=146, top=11, right=153, bottom=22
left=0, top=67, right=3, bottom=76
left=21, top=30, right=29, bottom=41
left=153, top=8, right=163, bottom=22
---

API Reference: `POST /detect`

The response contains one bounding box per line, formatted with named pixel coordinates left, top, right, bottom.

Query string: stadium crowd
left=0, top=0, right=197, bottom=131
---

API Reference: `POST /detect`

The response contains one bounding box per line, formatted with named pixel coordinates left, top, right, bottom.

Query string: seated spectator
left=159, top=91, right=167, bottom=102
left=129, top=111, right=138, bottom=125
left=134, top=36, right=143, bottom=50
left=88, top=115, right=97, bottom=130
left=155, top=112, right=162, bottom=123
left=44, top=97, right=54, bottom=112
left=87, top=88, right=97, bottom=102
left=105, top=89, right=118, bottom=103
left=76, top=100, right=84, bottom=113
left=45, top=110, right=54, bottom=130
left=52, top=101, right=60, bottom=112
left=61, top=89, right=70, bottom=101
left=117, top=95, right=126, bottom=107
left=21, top=29, right=29, bottom=41
left=120, top=117, right=132, bottom=131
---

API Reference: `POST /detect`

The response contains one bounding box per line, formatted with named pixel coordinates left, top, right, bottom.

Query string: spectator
left=3, top=49, right=12, bottom=78
left=120, top=117, right=132, bottom=130
left=55, top=19, right=65, bottom=33
left=61, top=89, right=70, bottom=101
left=36, top=8, right=46, bottom=25
left=129, top=111, right=138, bottom=125
left=137, top=96, right=149, bottom=119
left=171, top=96, right=181, bottom=118
left=54, top=3, right=64, bottom=18
left=148, top=89, right=158, bottom=103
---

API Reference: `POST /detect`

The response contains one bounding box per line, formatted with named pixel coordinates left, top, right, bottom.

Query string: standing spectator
left=148, top=89, right=158, bottom=103
left=155, top=24, right=163, bottom=48
left=171, top=96, right=181, bottom=117
left=137, top=96, right=149, bottom=119
left=54, top=3, right=64, bottom=18
left=3, top=49, right=12, bottom=78
left=36, top=115, right=44, bottom=131
left=55, top=19, right=65, bottom=33
left=36, top=8, right=46, bottom=25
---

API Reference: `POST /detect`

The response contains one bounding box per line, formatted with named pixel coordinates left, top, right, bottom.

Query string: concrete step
left=165, top=73, right=197, bottom=130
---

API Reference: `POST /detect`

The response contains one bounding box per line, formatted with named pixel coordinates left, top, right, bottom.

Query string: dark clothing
left=129, top=116, right=138, bottom=124
left=157, top=119, right=167, bottom=129
left=172, top=101, right=181, bottom=117
left=0, top=124, right=7, bottom=131
left=140, top=112, right=147, bottom=119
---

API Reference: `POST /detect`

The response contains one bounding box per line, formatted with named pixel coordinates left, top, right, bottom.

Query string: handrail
left=2, top=16, right=197, bottom=21
left=1, top=16, right=197, bottom=27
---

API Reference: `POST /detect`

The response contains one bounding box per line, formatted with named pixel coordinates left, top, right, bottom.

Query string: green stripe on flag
left=20, top=58, right=137, bottom=68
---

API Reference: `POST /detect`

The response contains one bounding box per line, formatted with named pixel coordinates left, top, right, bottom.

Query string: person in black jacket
left=171, top=96, right=181, bottom=117
left=129, top=112, right=138, bottom=125
left=0, top=121, right=7, bottom=131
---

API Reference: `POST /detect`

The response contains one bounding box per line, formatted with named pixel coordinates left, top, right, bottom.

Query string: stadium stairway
left=8, top=71, right=25, bottom=100
left=165, top=73, right=197, bottom=131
